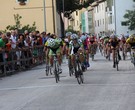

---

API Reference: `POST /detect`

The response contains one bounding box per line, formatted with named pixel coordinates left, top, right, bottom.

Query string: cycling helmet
left=48, top=38, right=55, bottom=47
left=71, top=34, right=78, bottom=40
left=110, top=34, right=117, bottom=38
left=65, top=32, right=72, bottom=37
left=80, top=35, right=87, bottom=41
left=130, top=34, right=135, bottom=38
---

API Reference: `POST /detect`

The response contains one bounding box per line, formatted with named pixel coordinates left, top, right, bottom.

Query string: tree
left=56, top=0, right=94, bottom=18
left=56, top=0, right=94, bottom=37
left=123, top=0, right=135, bottom=30
left=6, top=14, right=37, bottom=33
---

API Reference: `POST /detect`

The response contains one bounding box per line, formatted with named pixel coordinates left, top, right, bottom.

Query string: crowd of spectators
left=0, top=29, right=50, bottom=74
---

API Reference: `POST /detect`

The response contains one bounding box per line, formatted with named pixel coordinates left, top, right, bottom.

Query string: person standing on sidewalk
left=0, top=33, right=6, bottom=73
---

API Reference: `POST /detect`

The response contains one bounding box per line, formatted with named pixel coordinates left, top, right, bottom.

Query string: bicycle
left=90, top=44, right=95, bottom=61
left=68, top=55, right=74, bottom=76
left=131, top=47, right=135, bottom=67
left=114, top=49, right=119, bottom=71
left=53, top=54, right=61, bottom=83
left=45, top=64, right=52, bottom=76
left=74, top=53, right=84, bottom=84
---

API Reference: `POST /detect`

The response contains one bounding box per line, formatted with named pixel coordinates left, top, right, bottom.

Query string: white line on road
left=1, top=82, right=135, bottom=91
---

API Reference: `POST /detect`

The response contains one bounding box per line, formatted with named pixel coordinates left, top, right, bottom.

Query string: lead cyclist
left=45, top=34, right=63, bottom=73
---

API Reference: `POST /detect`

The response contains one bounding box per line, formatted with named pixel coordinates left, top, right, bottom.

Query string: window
left=103, top=19, right=104, bottom=25
left=76, top=11, right=78, bottom=16
left=77, top=20, right=79, bottom=25
left=16, top=0, right=28, bottom=3
left=102, top=4, right=104, bottom=10
left=98, top=20, right=99, bottom=26
left=110, top=16, right=112, bottom=24
left=98, top=5, right=100, bottom=11
left=97, top=6, right=98, bottom=13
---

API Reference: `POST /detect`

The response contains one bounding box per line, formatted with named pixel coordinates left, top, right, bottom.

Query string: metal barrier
left=0, top=45, right=45, bottom=76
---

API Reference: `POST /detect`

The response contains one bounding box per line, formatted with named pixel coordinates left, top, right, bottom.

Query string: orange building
left=0, top=0, right=61, bottom=36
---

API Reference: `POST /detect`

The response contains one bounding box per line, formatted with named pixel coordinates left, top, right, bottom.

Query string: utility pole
left=43, top=0, right=46, bottom=32
left=62, top=0, right=65, bottom=36
left=114, top=0, right=117, bottom=34
left=52, top=0, right=56, bottom=34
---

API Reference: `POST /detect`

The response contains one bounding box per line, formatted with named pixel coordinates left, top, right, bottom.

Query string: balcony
left=88, top=6, right=94, bottom=11
left=91, top=1, right=99, bottom=7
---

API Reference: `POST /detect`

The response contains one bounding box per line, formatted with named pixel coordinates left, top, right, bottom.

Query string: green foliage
left=21, top=22, right=36, bottom=33
left=123, top=10, right=135, bottom=30
left=6, top=14, right=36, bottom=33
left=123, top=0, right=135, bottom=30
left=65, top=25, right=78, bottom=34
left=56, top=0, right=94, bottom=17
left=6, top=14, right=22, bottom=30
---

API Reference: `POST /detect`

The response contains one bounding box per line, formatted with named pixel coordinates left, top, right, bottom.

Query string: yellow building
left=0, top=0, right=61, bottom=35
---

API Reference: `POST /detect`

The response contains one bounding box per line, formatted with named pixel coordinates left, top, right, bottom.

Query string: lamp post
left=52, top=0, right=56, bottom=34
left=62, top=0, right=65, bottom=36
left=114, top=0, right=117, bottom=34
left=43, top=0, right=46, bottom=32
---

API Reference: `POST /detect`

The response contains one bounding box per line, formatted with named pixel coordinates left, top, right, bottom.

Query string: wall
left=94, top=1, right=106, bottom=37
left=0, top=0, right=61, bottom=35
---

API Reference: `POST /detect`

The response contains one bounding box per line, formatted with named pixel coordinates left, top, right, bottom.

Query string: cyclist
left=63, top=32, right=72, bottom=59
left=126, top=34, right=135, bottom=57
left=126, top=34, right=135, bottom=48
left=68, top=34, right=85, bottom=74
left=80, top=33, right=90, bottom=67
left=88, top=34, right=97, bottom=59
left=120, top=34, right=127, bottom=59
left=45, top=34, right=63, bottom=73
left=103, top=35, right=111, bottom=59
left=109, top=34, right=121, bottom=68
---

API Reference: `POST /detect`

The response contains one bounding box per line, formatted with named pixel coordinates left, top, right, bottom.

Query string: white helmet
left=71, top=34, right=78, bottom=40
left=80, top=35, right=87, bottom=41
left=66, top=32, right=72, bottom=37
left=110, top=34, right=117, bottom=39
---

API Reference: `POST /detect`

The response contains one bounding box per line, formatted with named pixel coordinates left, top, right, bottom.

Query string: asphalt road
left=0, top=52, right=135, bottom=110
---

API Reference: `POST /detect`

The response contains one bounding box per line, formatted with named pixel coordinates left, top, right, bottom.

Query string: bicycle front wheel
left=45, top=65, right=49, bottom=76
left=54, top=63, right=60, bottom=83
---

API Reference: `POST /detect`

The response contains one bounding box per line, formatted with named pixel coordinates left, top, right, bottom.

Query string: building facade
left=93, top=1, right=106, bottom=36
left=0, top=0, right=61, bottom=36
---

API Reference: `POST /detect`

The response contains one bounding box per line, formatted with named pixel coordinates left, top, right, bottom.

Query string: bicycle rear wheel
left=123, top=52, right=126, bottom=60
left=68, top=58, right=74, bottom=76
left=115, top=55, right=119, bottom=71
left=76, top=62, right=84, bottom=84
left=45, top=65, right=49, bottom=76
left=133, top=55, right=135, bottom=67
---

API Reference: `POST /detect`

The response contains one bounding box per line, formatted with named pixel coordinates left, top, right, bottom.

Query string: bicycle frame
left=53, top=54, right=60, bottom=83
left=74, top=53, right=84, bottom=84
left=114, top=49, right=119, bottom=71
left=68, top=55, right=74, bottom=76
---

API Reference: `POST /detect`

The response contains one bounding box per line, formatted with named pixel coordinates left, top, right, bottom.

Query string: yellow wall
left=0, top=0, right=59, bottom=34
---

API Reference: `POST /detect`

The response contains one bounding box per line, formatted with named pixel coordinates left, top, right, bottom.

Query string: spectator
left=0, top=33, right=6, bottom=73
left=10, top=30, right=17, bottom=49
